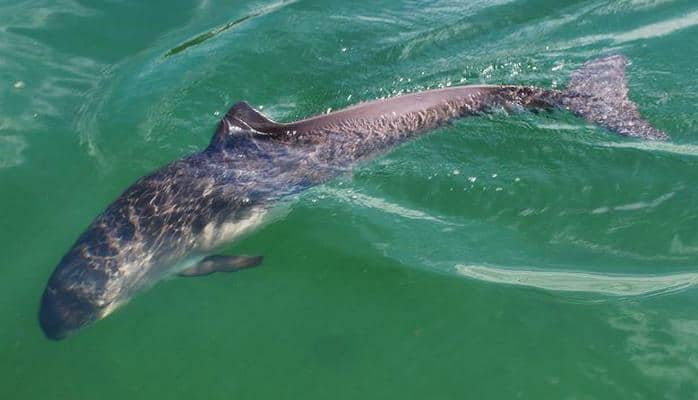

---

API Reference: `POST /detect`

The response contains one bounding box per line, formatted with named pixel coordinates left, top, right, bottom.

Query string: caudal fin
left=561, top=55, right=668, bottom=140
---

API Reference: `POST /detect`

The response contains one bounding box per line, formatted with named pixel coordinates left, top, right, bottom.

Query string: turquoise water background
left=2, top=0, right=698, bottom=398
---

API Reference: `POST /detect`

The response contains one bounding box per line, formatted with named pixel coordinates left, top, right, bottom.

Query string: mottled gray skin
left=39, top=55, right=667, bottom=340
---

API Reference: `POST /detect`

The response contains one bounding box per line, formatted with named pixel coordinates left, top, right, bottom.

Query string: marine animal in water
left=39, top=55, right=668, bottom=340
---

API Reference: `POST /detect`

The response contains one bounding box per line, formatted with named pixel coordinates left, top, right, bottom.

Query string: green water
left=3, top=0, right=698, bottom=398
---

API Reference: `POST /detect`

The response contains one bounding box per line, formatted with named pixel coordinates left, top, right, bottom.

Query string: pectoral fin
left=178, top=255, right=264, bottom=277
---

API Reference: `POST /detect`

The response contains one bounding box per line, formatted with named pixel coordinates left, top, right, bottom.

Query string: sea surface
left=2, top=0, right=698, bottom=398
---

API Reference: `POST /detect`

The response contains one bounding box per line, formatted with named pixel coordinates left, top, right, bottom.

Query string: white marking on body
left=199, top=207, right=268, bottom=251
left=100, top=301, right=119, bottom=318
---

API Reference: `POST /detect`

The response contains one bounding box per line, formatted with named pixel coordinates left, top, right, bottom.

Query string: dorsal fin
left=208, top=101, right=280, bottom=150
left=223, top=101, right=277, bottom=131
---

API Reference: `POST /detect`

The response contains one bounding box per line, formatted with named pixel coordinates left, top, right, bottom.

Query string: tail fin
left=561, top=55, right=668, bottom=140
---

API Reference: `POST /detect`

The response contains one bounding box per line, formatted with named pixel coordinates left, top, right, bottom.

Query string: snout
left=39, top=286, right=98, bottom=340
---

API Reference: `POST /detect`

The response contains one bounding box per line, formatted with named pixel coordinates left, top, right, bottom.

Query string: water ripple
left=563, top=9, right=698, bottom=48
left=318, top=187, right=451, bottom=224
left=591, top=192, right=675, bottom=214
left=164, top=0, right=297, bottom=57
left=0, top=136, right=27, bottom=169
left=455, top=264, right=698, bottom=297
left=599, top=141, right=698, bottom=156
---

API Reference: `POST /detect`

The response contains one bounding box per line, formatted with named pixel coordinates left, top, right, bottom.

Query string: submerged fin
left=561, top=55, right=668, bottom=140
left=178, top=255, right=264, bottom=277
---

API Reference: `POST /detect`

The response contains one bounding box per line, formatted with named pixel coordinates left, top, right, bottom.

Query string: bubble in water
left=13, top=81, right=25, bottom=89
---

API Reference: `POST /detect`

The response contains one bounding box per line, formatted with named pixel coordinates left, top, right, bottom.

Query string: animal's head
left=39, top=218, right=141, bottom=340
left=38, top=163, right=191, bottom=341
left=38, top=152, right=254, bottom=340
